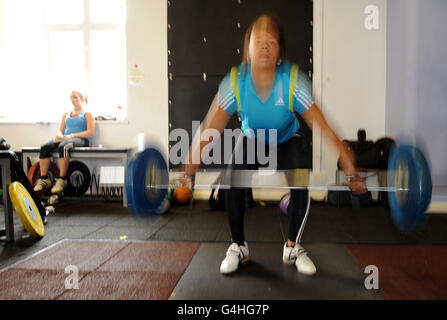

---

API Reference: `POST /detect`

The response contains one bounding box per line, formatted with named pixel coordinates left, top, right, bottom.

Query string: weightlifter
left=182, top=13, right=367, bottom=276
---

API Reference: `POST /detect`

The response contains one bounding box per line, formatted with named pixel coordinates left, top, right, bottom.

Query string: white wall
left=314, top=0, right=387, bottom=185
left=385, top=0, right=418, bottom=140
left=0, top=0, right=169, bottom=160
left=386, top=0, right=447, bottom=204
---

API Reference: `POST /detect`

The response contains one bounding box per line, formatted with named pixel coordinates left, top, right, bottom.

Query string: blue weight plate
left=414, top=148, right=432, bottom=216
left=124, top=157, right=136, bottom=209
left=387, top=144, right=432, bottom=233
left=132, top=148, right=169, bottom=217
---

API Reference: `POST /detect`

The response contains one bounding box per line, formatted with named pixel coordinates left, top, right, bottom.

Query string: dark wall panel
left=168, top=0, right=313, bottom=168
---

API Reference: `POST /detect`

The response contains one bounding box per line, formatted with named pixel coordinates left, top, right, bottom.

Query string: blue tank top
left=218, top=61, right=315, bottom=145
left=64, top=110, right=87, bottom=135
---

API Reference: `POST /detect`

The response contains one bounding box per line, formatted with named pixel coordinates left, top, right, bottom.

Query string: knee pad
left=40, top=144, right=55, bottom=159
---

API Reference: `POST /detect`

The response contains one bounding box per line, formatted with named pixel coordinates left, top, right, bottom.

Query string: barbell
left=125, top=143, right=432, bottom=234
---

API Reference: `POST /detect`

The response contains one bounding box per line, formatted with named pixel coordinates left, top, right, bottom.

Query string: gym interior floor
left=0, top=198, right=447, bottom=300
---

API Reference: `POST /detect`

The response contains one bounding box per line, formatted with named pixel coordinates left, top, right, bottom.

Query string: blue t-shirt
left=64, top=110, right=87, bottom=136
left=218, top=61, right=315, bottom=145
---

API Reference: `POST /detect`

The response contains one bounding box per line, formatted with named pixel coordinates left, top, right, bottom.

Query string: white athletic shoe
left=283, top=242, right=316, bottom=276
left=220, top=242, right=249, bottom=275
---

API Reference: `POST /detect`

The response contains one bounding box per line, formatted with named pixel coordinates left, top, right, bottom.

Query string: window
left=0, top=0, right=127, bottom=122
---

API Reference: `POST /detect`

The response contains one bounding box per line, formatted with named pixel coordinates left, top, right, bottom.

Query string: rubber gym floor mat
left=4, top=201, right=446, bottom=245
left=296, top=204, right=447, bottom=245
left=0, top=239, right=200, bottom=300
left=346, top=245, right=447, bottom=299
left=170, top=243, right=386, bottom=300
left=146, top=201, right=447, bottom=245
left=149, top=207, right=229, bottom=242
left=149, top=202, right=286, bottom=243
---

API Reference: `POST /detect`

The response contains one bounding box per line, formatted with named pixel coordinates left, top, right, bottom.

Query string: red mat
left=0, top=240, right=200, bottom=300
left=346, top=245, right=447, bottom=300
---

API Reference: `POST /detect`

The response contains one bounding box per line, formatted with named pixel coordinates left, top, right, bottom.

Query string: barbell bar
left=146, top=184, right=409, bottom=192
left=147, top=184, right=406, bottom=192
left=125, top=143, right=432, bottom=234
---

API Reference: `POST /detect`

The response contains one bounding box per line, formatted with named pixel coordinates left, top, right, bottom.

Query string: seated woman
left=33, top=90, right=95, bottom=194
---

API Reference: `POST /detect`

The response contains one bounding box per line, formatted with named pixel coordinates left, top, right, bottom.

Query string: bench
left=21, top=147, right=130, bottom=206
left=1, top=151, right=15, bottom=242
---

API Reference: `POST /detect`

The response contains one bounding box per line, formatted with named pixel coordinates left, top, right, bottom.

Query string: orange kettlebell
left=174, top=186, right=191, bottom=205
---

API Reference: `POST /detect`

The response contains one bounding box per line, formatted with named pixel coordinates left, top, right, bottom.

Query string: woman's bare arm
left=183, top=94, right=231, bottom=177
left=301, top=104, right=367, bottom=194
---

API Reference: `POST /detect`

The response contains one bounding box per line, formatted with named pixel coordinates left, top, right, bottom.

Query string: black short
left=39, top=138, right=89, bottom=159
left=228, top=131, right=312, bottom=171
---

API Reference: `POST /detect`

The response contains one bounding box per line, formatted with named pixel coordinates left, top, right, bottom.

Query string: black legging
left=225, top=132, right=311, bottom=245
left=39, top=138, right=89, bottom=159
